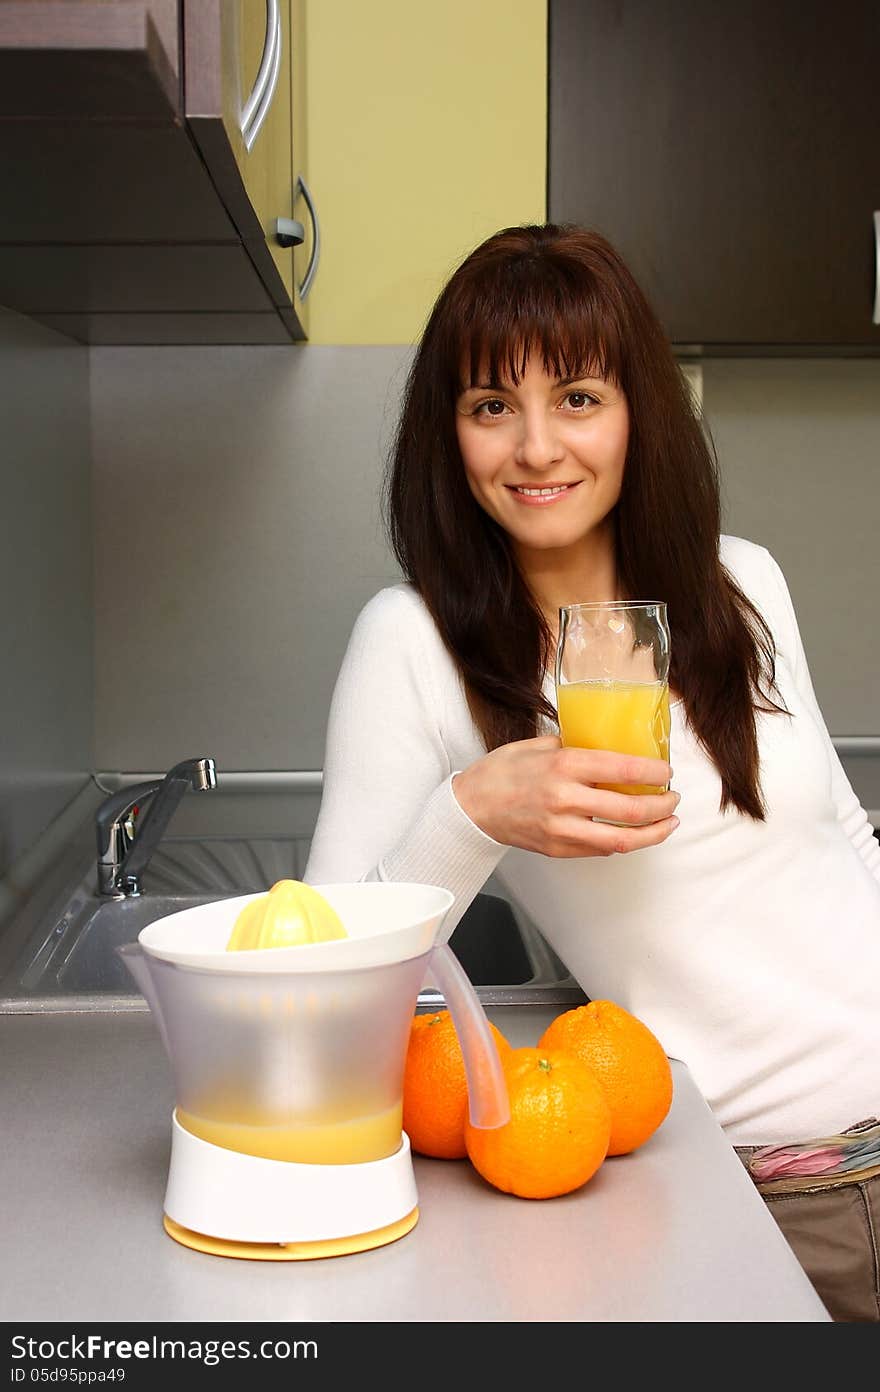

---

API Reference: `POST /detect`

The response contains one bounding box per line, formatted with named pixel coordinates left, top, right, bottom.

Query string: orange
left=464, top=1046, right=612, bottom=1199
left=402, top=1009, right=512, bottom=1160
left=538, top=1000, right=673, bottom=1155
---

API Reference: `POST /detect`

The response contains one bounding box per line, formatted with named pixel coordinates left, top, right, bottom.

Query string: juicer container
left=120, top=882, right=508, bottom=1164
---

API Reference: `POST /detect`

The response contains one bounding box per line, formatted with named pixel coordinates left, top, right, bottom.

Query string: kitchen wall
left=706, top=358, right=880, bottom=814
left=89, top=347, right=880, bottom=819
left=89, top=344, right=406, bottom=771
left=0, top=309, right=93, bottom=879
left=706, top=357, right=879, bottom=739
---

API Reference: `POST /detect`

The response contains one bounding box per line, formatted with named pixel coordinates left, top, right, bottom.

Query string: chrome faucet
left=95, top=757, right=218, bottom=897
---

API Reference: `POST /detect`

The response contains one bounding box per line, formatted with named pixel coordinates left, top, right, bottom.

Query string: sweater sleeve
left=304, top=587, right=508, bottom=939
left=763, top=550, right=880, bottom=881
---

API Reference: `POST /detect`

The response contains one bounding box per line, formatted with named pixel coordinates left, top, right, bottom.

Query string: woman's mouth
left=507, top=482, right=581, bottom=506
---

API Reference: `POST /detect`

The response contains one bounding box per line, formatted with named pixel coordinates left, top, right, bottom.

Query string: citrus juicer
left=120, top=881, right=509, bottom=1260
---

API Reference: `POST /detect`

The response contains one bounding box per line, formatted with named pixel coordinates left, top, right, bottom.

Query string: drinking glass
left=555, top=601, right=671, bottom=797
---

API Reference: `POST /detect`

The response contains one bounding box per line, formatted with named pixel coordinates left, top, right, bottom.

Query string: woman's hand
left=452, top=735, right=679, bottom=857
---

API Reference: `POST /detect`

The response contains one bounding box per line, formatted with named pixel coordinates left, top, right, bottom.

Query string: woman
left=305, top=224, right=880, bottom=1321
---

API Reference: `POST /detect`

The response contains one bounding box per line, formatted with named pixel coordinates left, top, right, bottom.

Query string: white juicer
left=121, top=881, right=508, bottom=1260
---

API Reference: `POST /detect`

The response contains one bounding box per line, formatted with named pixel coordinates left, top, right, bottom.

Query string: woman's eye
left=475, top=398, right=508, bottom=416
left=565, top=391, right=595, bottom=410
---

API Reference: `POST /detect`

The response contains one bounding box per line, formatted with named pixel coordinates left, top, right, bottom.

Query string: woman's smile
left=508, top=481, right=583, bottom=504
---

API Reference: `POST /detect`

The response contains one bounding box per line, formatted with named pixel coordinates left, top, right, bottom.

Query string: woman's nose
left=514, top=410, right=564, bottom=470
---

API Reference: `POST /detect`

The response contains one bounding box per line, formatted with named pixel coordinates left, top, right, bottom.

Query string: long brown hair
left=384, top=224, right=783, bottom=818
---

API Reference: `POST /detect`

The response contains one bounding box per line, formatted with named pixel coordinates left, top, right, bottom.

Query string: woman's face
left=455, top=354, right=629, bottom=566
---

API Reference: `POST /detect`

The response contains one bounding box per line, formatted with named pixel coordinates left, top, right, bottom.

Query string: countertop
left=0, top=1004, right=830, bottom=1323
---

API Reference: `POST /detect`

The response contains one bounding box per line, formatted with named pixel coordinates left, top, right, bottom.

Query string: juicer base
left=163, top=1208, right=419, bottom=1261
left=162, top=1110, right=420, bottom=1255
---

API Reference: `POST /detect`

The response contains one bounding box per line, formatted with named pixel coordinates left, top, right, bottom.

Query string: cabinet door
left=240, top=0, right=313, bottom=334
left=288, top=0, right=312, bottom=337
left=185, top=0, right=306, bottom=336
left=234, top=0, right=295, bottom=305
left=548, top=0, right=880, bottom=352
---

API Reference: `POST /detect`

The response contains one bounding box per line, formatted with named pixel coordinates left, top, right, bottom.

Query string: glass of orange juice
left=555, top=601, right=671, bottom=799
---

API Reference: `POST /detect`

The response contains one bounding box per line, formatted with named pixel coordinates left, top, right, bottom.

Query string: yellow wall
left=303, top=1, right=547, bottom=344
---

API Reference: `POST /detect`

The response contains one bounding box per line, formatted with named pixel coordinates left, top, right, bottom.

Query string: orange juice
left=177, top=1102, right=402, bottom=1165
left=556, top=678, right=671, bottom=794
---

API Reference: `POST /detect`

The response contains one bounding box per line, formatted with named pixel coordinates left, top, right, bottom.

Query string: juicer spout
left=430, top=944, right=509, bottom=1129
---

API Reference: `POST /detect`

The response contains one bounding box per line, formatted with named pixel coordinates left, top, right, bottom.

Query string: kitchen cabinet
left=548, top=0, right=880, bottom=355
left=0, top=0, right=315, bottom=344
left=185, top=0, right=316, bottom=339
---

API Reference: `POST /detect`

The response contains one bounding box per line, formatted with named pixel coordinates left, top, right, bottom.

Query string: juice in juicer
left=121, top=881, right=509, bottom=1260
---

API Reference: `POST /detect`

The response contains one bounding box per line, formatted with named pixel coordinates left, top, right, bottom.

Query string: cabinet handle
left=240, top=0, right=281, bottom=152
left=874, top=212, right=880, bottom=326
left=294, top=174, right=321, bottom=300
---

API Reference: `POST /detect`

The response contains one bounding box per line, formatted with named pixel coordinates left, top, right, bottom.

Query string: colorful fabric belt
left=738, top=1116, right=880, bottom=1195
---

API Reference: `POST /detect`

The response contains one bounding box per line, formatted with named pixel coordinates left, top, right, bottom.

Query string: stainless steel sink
left=0, top=834, right=586, bottom=1012
left=16, top=889, right=223, bottom=996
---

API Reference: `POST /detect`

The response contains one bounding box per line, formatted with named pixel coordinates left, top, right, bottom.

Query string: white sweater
left=306, top=536, right=880, bottom=1145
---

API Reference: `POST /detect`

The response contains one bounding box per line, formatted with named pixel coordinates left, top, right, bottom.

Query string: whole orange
left=464, top=1046, right=612, bottom=1199
left=538, top=1000, right=673, bottom=1156
left=402, top=1009, right=511, bottom=1159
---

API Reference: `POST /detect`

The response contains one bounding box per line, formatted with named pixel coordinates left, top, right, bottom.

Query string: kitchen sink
left=15, top=889, right=222, bottom=996
left=0, top=834, right=585, bottom=1012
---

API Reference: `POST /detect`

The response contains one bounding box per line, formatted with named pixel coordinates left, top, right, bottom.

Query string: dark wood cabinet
left=548, top=0, right=880, bottom=354
left=0, top=0, right=311, bottom=344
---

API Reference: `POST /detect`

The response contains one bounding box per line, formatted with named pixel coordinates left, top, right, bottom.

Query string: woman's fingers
left=580, top=786, right=681, bottom=827
left=556, top=744, right=672, bottom=792
left=552, top=810, right=680, bottom=857
left=545, top=746, right=680, bottom=854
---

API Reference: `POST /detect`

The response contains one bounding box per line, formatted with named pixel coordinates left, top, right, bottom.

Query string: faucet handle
left=95, top=779, right=163, bottom=895
left=95, top=780, right=164, bottom=859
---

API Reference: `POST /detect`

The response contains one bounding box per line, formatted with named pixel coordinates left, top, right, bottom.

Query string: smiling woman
left=383, top=224, right=771, bottom=787
left=305, top=222, right=880, bottom=1322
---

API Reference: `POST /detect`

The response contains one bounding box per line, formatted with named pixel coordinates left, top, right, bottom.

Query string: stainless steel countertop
left=0, top=1005, right=830, bottom=1323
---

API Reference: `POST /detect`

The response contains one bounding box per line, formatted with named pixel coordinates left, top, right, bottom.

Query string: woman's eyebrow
left=459, top=370, right=608, bottom=393
left=556, top=371, right=605, bottom=386
left=459, top=379, right=506, bottom=393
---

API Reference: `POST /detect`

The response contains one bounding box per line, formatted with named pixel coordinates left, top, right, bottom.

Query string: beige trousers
left=735, top=1151, right=880, bottom=1323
